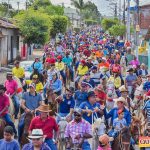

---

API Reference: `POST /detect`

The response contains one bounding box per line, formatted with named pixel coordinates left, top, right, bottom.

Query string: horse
left=20, top=112, right=34, bottom=147
left=56, top=113, right=68, bottom=150
left=92, top=116, right=106, bottom=150
left=0, top=118, right=6, bottom=139
left=65, top=64, right=71, bottom=87
left=112, top=127, right=131, bottom=150
left=131, top=116, right=142, bottom=144
left=120, top=56, right=127, bottom=77
left=8, top=97, right=15, bottom=117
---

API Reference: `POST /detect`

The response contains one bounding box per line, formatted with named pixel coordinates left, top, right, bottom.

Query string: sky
left=0, top=0, right=150, bottom=16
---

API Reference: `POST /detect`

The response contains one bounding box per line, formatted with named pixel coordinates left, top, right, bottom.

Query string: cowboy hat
left=28, top=129, right=44, bottom=139
left=36, top=104, right=52, bottom=113
left=74, top=108, right=82, bottom=115
left=119, top=85, right=128, bottom=93
left=127, top=68, right=134, bottom=72
left=114, top=97, right=127, bottom=105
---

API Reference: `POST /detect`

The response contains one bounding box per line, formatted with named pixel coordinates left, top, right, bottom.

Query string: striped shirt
left=64, top=119, right=92, bottom=144
left=143, top=100, right=150, bottom=121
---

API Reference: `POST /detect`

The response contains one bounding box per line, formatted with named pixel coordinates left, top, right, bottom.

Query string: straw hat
left=114, top=97, right=127, bottom=106
left=28, top=129, right=43, bottom=139
left=119, top=85, right=128, bottom=93
left=36, top=104, right=52, bottom=113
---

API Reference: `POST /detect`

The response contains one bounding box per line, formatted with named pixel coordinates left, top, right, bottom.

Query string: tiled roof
left=0, top=18, right=18, bottom=29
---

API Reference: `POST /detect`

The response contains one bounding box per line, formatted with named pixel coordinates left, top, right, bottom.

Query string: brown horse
left=20, top=112, right=34, bottom=147
left=112, top=127, right=131, bottom=150
left=65, top=64, right=71, bottom=87
left=0, top=118, right=6, bottom=139
left=131, top=116, right=142, bottom=144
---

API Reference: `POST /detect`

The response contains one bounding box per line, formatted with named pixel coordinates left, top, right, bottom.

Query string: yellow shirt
left=12, top=67, right=25, bottom=78
left=108, top=76, right=121, bottom=88
left=55, top=62, right=64, bottom=71
left=25, top=80, right=43, bottom=93
left=77, top=65, right=88, bottom=76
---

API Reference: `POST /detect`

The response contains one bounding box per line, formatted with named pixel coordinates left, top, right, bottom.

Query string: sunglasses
left=74, top=113, right=81, bottom=117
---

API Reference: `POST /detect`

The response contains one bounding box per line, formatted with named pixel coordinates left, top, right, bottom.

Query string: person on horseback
left=143, top=74, right=150, bottom=92
left=30, top=69, right=44, bottom=83
left=56, top=87, right=75, bottom=122
left=97, top=134, right=112, bottom=150
left=55, top=55, right=66, bottom=86
left=5, top=72, right=20, bottom=119
left=0, top=84, right=17, bottom=138
left=75, top=59, right=89, bottom=84
left=108, top=109, right=127, bottom=140
left=31, top=57, right=43, bottom=73
left=12, top=60, right=25, bottom=83
left=18, top=83, right=42, bottom=142
left=29, top=104, right=58, bottom=150
left=125, top=68, right=137, bottom=98
left=22, top=129, right=50, bottom=150
left=65, top=108, right=92, bottom=150
left=0, top=126, right=20, bottom=150
left=62, top=51, right=74, bottom=82
left=74, top=82, right=88, bottom=107
left=79, top=91, right=104, bottom=124
left=83, top=72, right=95, bottom=88
left=104, top=97, right=131, bottom=126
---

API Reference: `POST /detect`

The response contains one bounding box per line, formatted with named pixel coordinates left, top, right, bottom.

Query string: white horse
left=56, top=113, right=68, bottom=150
left=91, top=115, right=106, bottom=150
left=120, top=56, right=127, bottom=77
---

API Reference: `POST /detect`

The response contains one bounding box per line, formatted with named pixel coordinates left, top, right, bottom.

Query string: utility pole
left=17, top=1, right=20, bottom=13
left=123, top=0, right=126, bottom=24
left=26, top=0, right=28, bottom=10
left=115, top=3, right=117, bottom=18
left=118, top=0, right=121, bottom=21
left=127, top=0, right=131, bottom=41
left=6, top=0, right=10, bottom=23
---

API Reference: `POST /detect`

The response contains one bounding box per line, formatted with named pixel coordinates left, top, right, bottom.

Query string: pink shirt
left=5, top=80, right=18, bottom=95
left=0, top=94, right=10, bottom=116
left=97, top=146, right=112, bottom=150
left=129, top=59, right=140, bottom=68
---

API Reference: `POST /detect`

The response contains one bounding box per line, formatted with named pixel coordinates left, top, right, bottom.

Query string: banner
left=139, top=137, right=150, bottom=147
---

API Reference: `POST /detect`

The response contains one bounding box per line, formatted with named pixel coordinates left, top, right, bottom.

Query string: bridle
left=118, top=130, right=130, bottom=150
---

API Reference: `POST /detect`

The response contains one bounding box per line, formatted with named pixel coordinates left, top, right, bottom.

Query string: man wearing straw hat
left=104, top=97, right=131, bottom=127
left=29, top=104, right=58, bottom=150
left=22, top=129, right=50, bottom=150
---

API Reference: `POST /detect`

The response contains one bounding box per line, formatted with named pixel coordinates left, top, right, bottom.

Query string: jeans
left=45, top=139, right=57, bottom=150
left=3, top=114, right=17, bottom=135
left=60, top=70, right=66, bottom=85
left=68, top=66, right=74, bottom=81
left=12, top=95, right=20, bottom=118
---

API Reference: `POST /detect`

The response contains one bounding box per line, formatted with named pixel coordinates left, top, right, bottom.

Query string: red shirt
left=29, top=116, right=58, bottom=139
left=95, top=91, right=106, bottom=105
left=0, top=94, right=10, bottom=116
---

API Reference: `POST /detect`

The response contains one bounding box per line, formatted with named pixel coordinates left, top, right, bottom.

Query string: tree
left=101, top=18, right=119, bottom=31
left=14, top=10, right=52, bottom=45
left=109, top=24, right=126, bottom=36
left=50, top=15, right=68, bottom=38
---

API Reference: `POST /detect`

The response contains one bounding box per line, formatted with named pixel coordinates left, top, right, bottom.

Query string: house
left=64, top=7, right=81, bottom=28
left=0, top=18, right=19, bottom=66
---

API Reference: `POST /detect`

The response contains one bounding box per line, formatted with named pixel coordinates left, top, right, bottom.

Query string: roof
left=139, top=0, right=150, bottom=7
left=0, top=18, right=18, bottom=29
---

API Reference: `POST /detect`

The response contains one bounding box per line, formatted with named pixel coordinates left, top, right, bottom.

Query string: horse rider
left=83, top=72, right=95, bottom=88
left=125, top=68, right=137, bottom=98
left=74, top=82, right=88, bottom=107
left=75, top=59, right=89, bottom=84
left=4, top=72, right=20, bottom=119
left=12, top=60, right=25, bottom=83
left=18, top=83, right=42, bottom=142
left=143, top=74, right=150, bottom=92
left=79, top=91, right=104, bottom=124
left=104, top=97, right=131, bottom=127
left=29, top=104, right=58, bottom=150
left=0, top=84, right=17, bottom=138
left=22, top=129, right=50, bottom=150
left=119, top=85, right=136, bottom=112
left=55, top=55, right=66, bottom=86
left=31, top=57, right=43, bottom=73
left=62, top=51, right=74, bottom=82
left=65, top=108, right=92, bottom=150
left=56, top=87, right=75, bottom=122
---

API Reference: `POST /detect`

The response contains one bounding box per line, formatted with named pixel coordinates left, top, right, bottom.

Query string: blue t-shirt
left=143, top=81, right=150, bottom=91
left=0, top=139, right=20, bottom=150
left=79, top=101, right=101, bottom=124
left=143, top=100, right=150, bottom=121
left=22, top=92, right=42, bottom=110
left=62, top=57, right=73, bottom=67
left=59, top=95, right=75, bottom=113
left=125, top=74, right=137, bottom=86
left=74, top=90, right=88, bottom=107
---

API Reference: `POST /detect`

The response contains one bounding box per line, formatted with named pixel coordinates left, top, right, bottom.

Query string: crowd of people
left=0, top=26, right=150, bottom=150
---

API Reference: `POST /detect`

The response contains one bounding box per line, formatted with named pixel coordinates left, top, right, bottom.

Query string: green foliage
left=109, top=24, right=126, bottom=36
left=74, top=27, right=80, bottom=33
left=14, top=10, right=52, bottom=45
left=50, top=15, right=68, bottom=38
left=85, top=19, right=98, bottom=26
left=101, top=18, right=119, bottom=31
